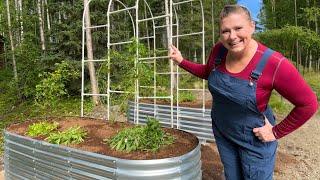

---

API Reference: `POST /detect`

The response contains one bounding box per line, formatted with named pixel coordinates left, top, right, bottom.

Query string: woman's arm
left=272, top=59, right=318, bottom=139
left=169, top=44, right=219, bottom=80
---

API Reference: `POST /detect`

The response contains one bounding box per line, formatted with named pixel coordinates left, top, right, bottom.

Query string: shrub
left=35, top=61, right=80, bottom=109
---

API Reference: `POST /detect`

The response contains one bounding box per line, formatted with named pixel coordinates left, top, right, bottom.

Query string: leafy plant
left=0, top=70, right=20, bottom=115
left=45, top=126, right=87, bottom=145
left=106, top=126, right=145, bottom=152
left=105, top=118, right=174, bottom=152
left=143, top=118, right=174, bottom=152
left=26, top=121, right=59, bottom=137
left=35, top=61, right=80, bottom=109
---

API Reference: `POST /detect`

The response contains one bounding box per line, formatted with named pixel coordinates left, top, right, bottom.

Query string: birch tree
left=18, top=0, right=23, bottom=42
left=44, top=0, right=52, bottom=42
left=211, top=1, right=215, bottom=43
left=37, top=0, right=46, bottom=51
left=84, top=0, right=100, bottom=105
left=6, top=0, right=18, bottom=81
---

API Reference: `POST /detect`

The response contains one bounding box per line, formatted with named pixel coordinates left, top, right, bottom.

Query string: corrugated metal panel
left=4, top=131, right=201, bottom=180
left=127, top=101, right=215, bottom=142
left=116, top=144, right=201, bottom=180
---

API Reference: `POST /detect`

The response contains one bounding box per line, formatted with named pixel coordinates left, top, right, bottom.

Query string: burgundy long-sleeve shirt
left=179, top=42, right=318, bottom=139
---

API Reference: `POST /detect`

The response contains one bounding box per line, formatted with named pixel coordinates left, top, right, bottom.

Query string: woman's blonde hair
left=220, top=4, right=252, bottom=21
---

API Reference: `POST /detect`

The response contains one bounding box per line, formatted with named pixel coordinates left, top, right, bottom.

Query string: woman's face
left=219, top=12, right=255, bottom=54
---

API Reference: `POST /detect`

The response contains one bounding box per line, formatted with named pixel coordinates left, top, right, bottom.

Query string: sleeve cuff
left=272, top=126, right=279, bottom=139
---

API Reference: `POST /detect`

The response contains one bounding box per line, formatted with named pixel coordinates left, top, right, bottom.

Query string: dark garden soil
left=6, top=117, right=198, bottom=160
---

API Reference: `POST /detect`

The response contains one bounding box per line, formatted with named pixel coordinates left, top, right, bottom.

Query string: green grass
left=303, top=71, right=320, bottom=101
left=269, top=92, right=294, bottom=116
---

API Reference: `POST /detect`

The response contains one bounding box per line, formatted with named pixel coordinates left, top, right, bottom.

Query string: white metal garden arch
left=81, top=0, right=207, bottom=133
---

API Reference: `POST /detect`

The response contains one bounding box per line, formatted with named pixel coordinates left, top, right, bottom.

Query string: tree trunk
left=315, top=17, right=318, bottom=34
left=44, top=0, right=52, bottom=42
left=18, top=0, right=23, bottom=42
left=211, top=1, right=215, bottom=43
left=309, top=55, right=312, bottom=72
left=0, top=36, right=4, bottom=69
left=307, top=0, right=310, bottom=29
left=37, top=0, right=46, bottom=51
left=294, top=0, right=299, bottom=71
left=144, top=3, right=150, bottom=54
left=271, top=0, right=276, bottom=28
left=84, top=0, right=100, bottom=106
left=6, top=0, right=18, bottom=81
left=165, top=0, right=176, bottom=89
left=58, top=6, right=62, bottom=24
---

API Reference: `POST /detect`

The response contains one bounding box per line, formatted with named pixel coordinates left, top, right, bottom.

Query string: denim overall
left=208, top=47, right=278, bottom=180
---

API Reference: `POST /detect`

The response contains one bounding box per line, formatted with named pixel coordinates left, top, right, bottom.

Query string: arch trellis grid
left=81, top=0, right=210, bottom=141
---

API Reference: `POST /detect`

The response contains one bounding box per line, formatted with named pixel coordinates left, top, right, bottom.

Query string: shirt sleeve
left=272, top=59, right=318, bottom=139
left=178, top=45, right=218, bottom=80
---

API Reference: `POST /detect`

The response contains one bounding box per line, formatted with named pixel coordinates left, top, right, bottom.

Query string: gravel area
left=274, top=115, right=320, bottom=179
left=201, top=115, right=320, bottom=180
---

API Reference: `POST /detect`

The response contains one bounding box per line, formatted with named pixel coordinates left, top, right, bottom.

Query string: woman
left=169, top=4, right=318, bottom=180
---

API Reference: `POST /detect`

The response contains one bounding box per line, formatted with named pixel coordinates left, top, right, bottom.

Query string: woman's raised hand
left=169, top=45, right=184, bottom=64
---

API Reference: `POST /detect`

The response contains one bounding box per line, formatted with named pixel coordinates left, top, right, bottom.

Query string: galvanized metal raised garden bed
left=4, top=130, right=201, bottom=180
left=128, top=101, right=214, bottom=142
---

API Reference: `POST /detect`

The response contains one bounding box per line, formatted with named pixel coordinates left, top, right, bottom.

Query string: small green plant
left=26, top=121, right=59, bottom=137
left=176, top=91, right=196, bottom=103
left=105, top=118, right=174, bottom=152
left=143, top=118, right=175, bottom=152
left=45, top=126, right=87, bottom=145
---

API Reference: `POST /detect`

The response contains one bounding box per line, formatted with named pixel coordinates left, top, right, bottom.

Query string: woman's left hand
left=253, top=117, right=276, bottom=142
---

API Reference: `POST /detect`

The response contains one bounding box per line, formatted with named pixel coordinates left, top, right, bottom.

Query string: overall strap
left=250, top=48, right=274, bottom=80
left=215, top=45, right=228, bottom=66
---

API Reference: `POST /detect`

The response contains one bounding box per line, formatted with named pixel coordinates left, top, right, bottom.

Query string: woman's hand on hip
left=169, top=45, right=183, bottom=64
left=253, top=117, right=276, bottom=142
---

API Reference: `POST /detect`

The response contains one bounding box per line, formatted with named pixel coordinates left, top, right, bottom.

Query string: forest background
left=0, top=0, right=319, bottom=154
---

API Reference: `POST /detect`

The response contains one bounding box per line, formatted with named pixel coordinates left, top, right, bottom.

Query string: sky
left=237, top=0, right=262, bottom=22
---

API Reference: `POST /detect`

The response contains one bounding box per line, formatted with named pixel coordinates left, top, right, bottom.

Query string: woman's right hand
left=169, top=45, right=184, bottom=64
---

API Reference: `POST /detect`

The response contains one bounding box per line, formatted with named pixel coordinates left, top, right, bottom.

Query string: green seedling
left=45, top=126, right=87, bottom=145
left=26, top=121, right=59, bottom=137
